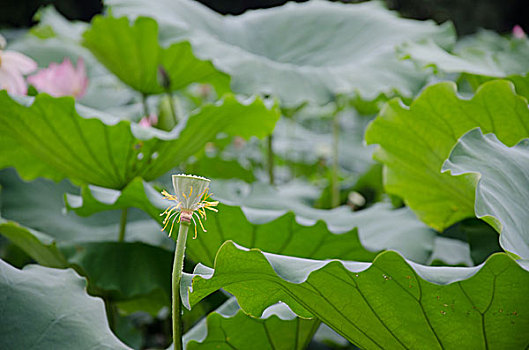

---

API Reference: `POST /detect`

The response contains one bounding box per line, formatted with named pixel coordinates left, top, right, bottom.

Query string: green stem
left=267, top=134, right=275, bottom=185
left=167, top=91, right=178, bottom=126
left=118, top=208, right=127, bottom=242
left=331, top=111, right=340, bottom=208
left=104, top=298, right=117, bottom=331
left=172, top=222, right=190, bottom=350
left=142, top=93, right=150, bottom=118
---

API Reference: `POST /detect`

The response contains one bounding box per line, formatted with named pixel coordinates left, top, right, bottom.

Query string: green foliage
left=399, top=30, right=529, bottom=100
left=108, top=0, right=454, bottom=107
left=0, top=259, right=130, bottom=349
left=83, top=16, right=230, bottom=95
left=186, top=241, right=529, bottom=349
left=0, top=220, right=67, bottom=268
left=365, top=80, right=529, bottom=231
left=65, top=179, right=442, bottom=264
left=0, top=92, right=279, bottom=188
left=184, top=297, right=319, bottom=349
left=443, top=128, right=529, bottom=259
left=400, top=30, right=529, bottom=77
left=0, top=171, right=172, bottom=315
left=2, top=1, right=529, bottom=348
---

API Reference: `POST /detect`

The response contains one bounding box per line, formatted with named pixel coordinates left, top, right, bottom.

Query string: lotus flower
left=0, top=35, right=37, bottom=95
left=28, top=58, right=88, bottom=99
left=139, top=113, right=158, bottom=128
left=513, top=25, right=526, bottom=39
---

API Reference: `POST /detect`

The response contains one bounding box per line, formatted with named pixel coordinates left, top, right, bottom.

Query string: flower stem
left=166, top=92, right=178, bottom=127
left=267, top=134, right=275, bottom=185
left=142, top=93, right=150, bottom=118
left=331, top=110, right=340, bottom=208
left=118, top=208, right=127, bottom=242
left=172, top=222, right=190, bottom=350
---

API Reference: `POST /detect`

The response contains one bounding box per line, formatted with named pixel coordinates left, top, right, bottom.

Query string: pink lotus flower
left=0, top=35, right=38, bottom=95
left=28, top=58, right=88, bottom=99
left=139, top=114, right=158, bottom=128
left=513, top=25, right=526, bottom=39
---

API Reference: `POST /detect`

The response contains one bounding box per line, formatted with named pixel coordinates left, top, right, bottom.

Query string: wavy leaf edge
left=185, top=240, right=528, bottom=311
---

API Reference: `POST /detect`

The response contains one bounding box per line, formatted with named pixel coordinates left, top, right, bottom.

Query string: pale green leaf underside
left=66, top=179, right=378, bottom=265
left=0, top=169, right=166, bottom=248
left=0, top=171, right=172, bottom=313
left=62, top=179, right=322, bottom=349
left=186, top=241, right=529, bottom=349
left=0, top=259, right=130, bottom=349
left=108, top=0, right=454, bottom=106
left=184, top=298, right=319, bottom=350
left=65, top=178, right=439, bottom=264
left=83, top=16, right=230, bottom=95
left=399, top=30, right=529, bottom=100
left=0, top=216, right=172, bottom=312
left=399, top=30, right=529, bottom=77
left=0, top=219, right=67, bottom=268
left=365, top=80, right=529, bottom=231
left=211, top=180, right=438, bottom=263
left=0, top=92, right=279, bottom=188
left=442, top=128, right=529, bottom=259
left=187, top=204, right=379, bottom=267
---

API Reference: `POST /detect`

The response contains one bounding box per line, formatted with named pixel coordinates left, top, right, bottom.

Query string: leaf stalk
left=331, top=110, right=340, bottom=208
left=118, top=208, right=128, bottom=242
left=267, top=134, right=275, bottom=185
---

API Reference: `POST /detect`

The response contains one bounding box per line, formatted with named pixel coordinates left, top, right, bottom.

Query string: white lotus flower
left=0, top=34, right=37, bottom=95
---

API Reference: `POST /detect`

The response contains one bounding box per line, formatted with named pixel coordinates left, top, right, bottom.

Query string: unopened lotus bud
left=348, top=191, right=366, bottom=210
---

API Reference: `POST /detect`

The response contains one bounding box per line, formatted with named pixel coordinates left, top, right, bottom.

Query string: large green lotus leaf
left=66, top=177, right=163, bottom=221
left=0, top=218, right=173, bottom=313
left=83, top=16, right=230, bottom=95
left=0, top=169, right=165, bottom=247
left=214, top=180, right=470, bottom=265
left=365, top=80, right=529, bottom=231
left=66, top=179, right=378, bottom=265
left=442, top=128, right=529, bottom=260
left=0, top=170, right=173, bottom=313
left=0, top=220, right=67, bottom=268
left=188, top=155, right=256, bottom=183
left=183, top=297, right=319, bottom=349
left=0, top=92, right=279, bottom=188
left=107, top=0, right=454, bottom=107
left=0, top=259, right=130, bottom=349
left=9, top=6, right=136, bottom=112
left=186, top=204, right=379, bottom=267
left=68, top=177, right=475, bottom=266
left=65, top=178, right=439, bottom=264
left=185, top=241, right=529, bottom=349
left=399, top=30, right=529, bottom=101
left=399, top=30, right=529, bottom=77
left=0, top=219, right=172, bottom=314
left=60, top=241, right=172, bottom=303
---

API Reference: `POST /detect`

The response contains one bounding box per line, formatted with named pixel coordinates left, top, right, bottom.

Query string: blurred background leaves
left=1, top=0, right=527, bottom=35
